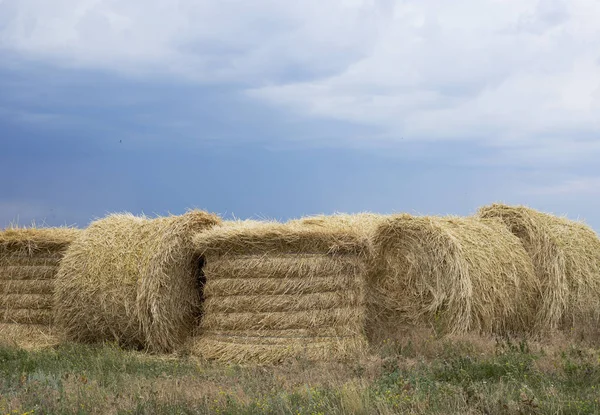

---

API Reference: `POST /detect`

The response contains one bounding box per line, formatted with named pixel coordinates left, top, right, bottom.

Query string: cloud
left=1, top=0, right=599, bottom=161
left=0, top=0, right=389, bottom=83
left=525, top=176, right=600, bottom=196
left=250, top=1, right=600, bottom=154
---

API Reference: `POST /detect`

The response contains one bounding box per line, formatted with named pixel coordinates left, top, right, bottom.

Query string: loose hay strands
left=196, top=336, right=365, bottom=364
left=196, top=220, right=368, bottom=257
left=0, top=265, right=57, bottom=280
left=204, top=291, right=362, bottom=313
left=0, top=227, right=81, bottom=254
left=205, top=275, right=360, bottom=297
left=289, top=212, right=386, bottom=239
left=0, top=309, right=52, bottom=325
left=206, top=327, right=355, bottom=338
left=0, top=256, right=62, bottom=267
left=54, top=210, right=220, bottom=352
left=370, top=214, right=539, bottom=339
left=196, top=336, right=366, bottom=364
left=191, top=220, right=369, bottom=363
left=0, top=294, right=53, bottom=309
left=202, top=308, right=364, bottom=331
left=0, top=280, right=54, bottom=295
left=0, top=323, right=59, bottom=349
left=204, top=254, right=362, bottom=280
left=477, top=204, right=600, bottom=337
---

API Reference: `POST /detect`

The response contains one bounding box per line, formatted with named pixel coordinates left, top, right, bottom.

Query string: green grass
left=1, top=336, right=600, bottom=414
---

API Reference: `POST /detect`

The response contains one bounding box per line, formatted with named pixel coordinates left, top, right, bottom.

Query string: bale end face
left=370, top=214, right=539, bottom=338
left=477, top=203, right=600, bottom=336
left=54, top=210, right=221, bottom=353
left=1, top=226, right=78, bottom=345
left=192, top=220, right=369, bottom=363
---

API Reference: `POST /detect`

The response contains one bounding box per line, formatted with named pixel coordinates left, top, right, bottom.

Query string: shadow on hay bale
left=54, top=210, right=220, bottom=353
left=369, top=214, right=540, bottom=341
left=477, top=204, right=600, bottom=338
left=0, top=226, right=80, bottom=348
left=190, top=220, right=370, bottom=363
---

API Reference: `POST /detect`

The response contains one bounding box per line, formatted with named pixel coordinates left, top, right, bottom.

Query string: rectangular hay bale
left=0, top=226, right=80, bottom=347
left=190, top=220, right=370, bottom=363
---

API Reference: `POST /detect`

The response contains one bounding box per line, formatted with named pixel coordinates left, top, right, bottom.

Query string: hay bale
left=289, top=212, right=386, bottom=238
left=477, top=204, right=600, bottom=335
left=190, top=220, right=369, bottom=363
left=370, top=214, right=539, bottom=339
left=54, top=210, right=221, bottom=352
left=0, top=227, right=80, bottom=347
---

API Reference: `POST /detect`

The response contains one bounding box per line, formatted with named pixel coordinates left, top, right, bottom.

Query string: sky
left=0, top=0, right=599, bottom=231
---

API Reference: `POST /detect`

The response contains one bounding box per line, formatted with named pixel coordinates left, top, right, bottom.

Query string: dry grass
left=190, top=220, right=370, bottom=363
left=477, top=203, right=600, bottom=338
left=0, top=226, right=80, bottom=347
left=0, top=323, right=59, bottom=349
left=54, top=210, right=220, bottom=353
left=369, top=214, right=540, bottom=340
left=195, top=336, right=368, bottom=364
left=2, top=333, right=600, bottom=414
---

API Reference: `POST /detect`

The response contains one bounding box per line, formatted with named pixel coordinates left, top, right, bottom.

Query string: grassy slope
left=0, top=334, right=599, bottom=415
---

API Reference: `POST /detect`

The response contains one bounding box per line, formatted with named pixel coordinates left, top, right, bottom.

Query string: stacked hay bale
left=477, top=204, right=600, bottom=337
left=54, top=210, right=220, bottom=352
left=369, top=214, right=540, bottom=340
left=191, top=220, right=370, bottom=363
left=289, top=213, right=384, bottom=340
left=0, top=227, right=80, bottom=347
left=290, top=212, right=386, bottom=235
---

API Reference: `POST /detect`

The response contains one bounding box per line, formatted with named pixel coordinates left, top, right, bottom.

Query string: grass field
left=1, top=332, right=599, bottom=415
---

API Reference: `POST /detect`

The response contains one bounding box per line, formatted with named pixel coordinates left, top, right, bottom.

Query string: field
left=1, top=333, right=599, bottom=415
left=2, top=207, right=600, bottom=414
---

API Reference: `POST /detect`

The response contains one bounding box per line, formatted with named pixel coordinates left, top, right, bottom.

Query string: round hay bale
left=190, top=220, right=369, bottom=363
left=477, top=204, right=600, bottom=336
left=370, top=214, right=539, bottom=339
left=54, top=210, right=220, bottom=352
left=0, top=226, right=80, bottom=346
